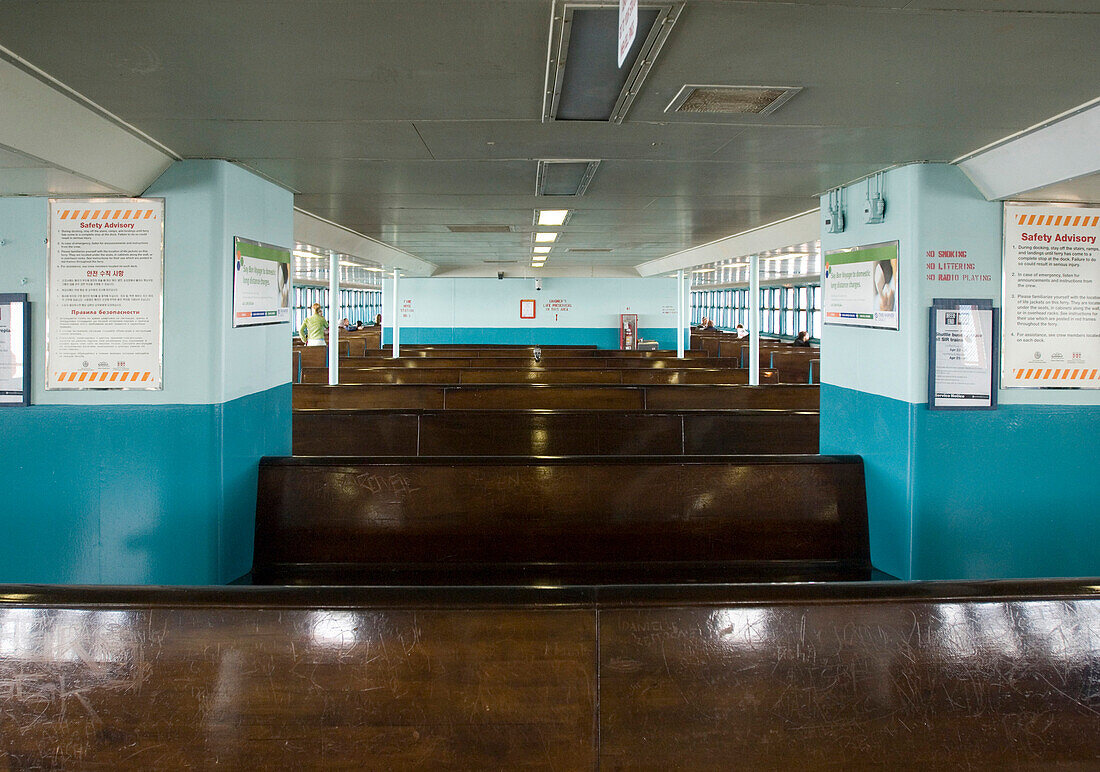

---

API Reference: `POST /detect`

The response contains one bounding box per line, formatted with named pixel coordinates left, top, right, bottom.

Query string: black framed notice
left=928, top=297, right=998, bottom=410
left=0, top=293, right=30, bottom=406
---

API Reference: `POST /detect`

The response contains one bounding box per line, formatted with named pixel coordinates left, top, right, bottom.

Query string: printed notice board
left=928, top=299, right=997, bottom=410
left=233, top=237, right=291, bottom=327
left=46, top=198, right=164, bottom=390
left=0, top=294, right=29, bottom=405
left=1002, top=202, right=1100, bottom=388
left=824, top=241, right=900, bottom=331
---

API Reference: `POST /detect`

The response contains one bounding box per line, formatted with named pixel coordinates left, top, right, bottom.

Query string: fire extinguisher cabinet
left=619, top=314, right=638, bottom=350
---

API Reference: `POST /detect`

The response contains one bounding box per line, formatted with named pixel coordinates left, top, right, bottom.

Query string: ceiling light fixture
left=339, top=261, right=359, bottom=267
left=533, top=246, right=552, bottom=254
left=537, top=209, right=570, bottom=226
left=534, top=232, right=558, bottom=243
left=691, top=268, right=715, bottom=273
left=293, top=249, right=325, bottom=259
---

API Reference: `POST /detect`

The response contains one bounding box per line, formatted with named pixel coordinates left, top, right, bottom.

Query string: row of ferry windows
left=691, top=285, right=822, bottom=340
left=292, top=286, right=382, bottom=331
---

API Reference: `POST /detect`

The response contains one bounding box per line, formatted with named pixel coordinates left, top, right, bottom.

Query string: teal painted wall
left=819, top=164, right=1100, bottom=580
left=382, top=276, right=687, bottom=349
left=0, top=161, right=293, bottom=584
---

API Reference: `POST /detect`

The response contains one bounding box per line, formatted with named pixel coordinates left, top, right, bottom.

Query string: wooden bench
left=292, top=383, right=819, bottom=410
left=252, top=455, right=870, bottom=585
left=299, top=367, right=777, bottom=385
left=292, top=408, right=820, bottom=456
left=3, top=580, right=1096, bottom=768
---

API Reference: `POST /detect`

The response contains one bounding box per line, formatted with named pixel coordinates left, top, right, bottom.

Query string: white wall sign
left=823, top=241, right=900, bottom=331
left=0, top=294, right=29, bottom=405
left=46, top=198, right=164, bottom=390
left=929, top=301, right=997, bottom=409
left=233, top=237, right=291, bottom=327
left=618, top=0, right=638, bottom=67
left=1003, top=202, right=1100, bottom=388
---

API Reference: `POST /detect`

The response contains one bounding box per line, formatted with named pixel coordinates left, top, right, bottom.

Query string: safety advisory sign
left=824, top=241, right=899, bottom=330
left=233, top=237, right=291, bottom=327
left=1003, top=202, right=1100, bottom=388
left=46, top=198, right=164, bottom=390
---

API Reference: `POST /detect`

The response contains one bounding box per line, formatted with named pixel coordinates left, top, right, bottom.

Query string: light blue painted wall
left=820, top=164, right=1100, bottom=580
left=381, top=276, right=688, bottom=348
left=0, top=161, right=293, bottom=583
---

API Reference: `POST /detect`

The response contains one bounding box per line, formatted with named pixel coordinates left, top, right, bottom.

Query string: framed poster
left=233, top=237, right=291, bottom=327
left=520, top=299, right=536, bottom=319
left=0, top=294, right=30, bottom=406
left=46, top=198, right=164, bottom=390
left=927, top=298, right=998, bottom=410
left=823, top=241, right=899, bottom=330
left=1002, top=202, right=1100, bottom=388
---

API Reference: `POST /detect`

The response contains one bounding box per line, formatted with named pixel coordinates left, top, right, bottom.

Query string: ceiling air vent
left=537, top=159, right=600, bottom=196
left=665, top=85, right=802, bottom=116
left=543, top=2, right=684, bottom=124
left=446, top=225, right=513, bottom=233
left=568, top=248, right=613, bottom=253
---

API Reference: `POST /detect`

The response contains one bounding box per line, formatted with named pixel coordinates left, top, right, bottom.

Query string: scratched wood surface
left=0, top=606, right=596, bottom=769
left=599, top=599, right=1100, bottom=769
left=252, top=456, right=869, bottom=583
left=291, top=409, right=819, bottom=456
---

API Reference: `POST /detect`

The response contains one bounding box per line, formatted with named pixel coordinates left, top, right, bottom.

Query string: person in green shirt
left=299, top=303, right=328, bottom=346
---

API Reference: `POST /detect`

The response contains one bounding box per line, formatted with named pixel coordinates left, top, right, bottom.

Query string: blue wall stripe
left=0, top=383, right=290, bottom=585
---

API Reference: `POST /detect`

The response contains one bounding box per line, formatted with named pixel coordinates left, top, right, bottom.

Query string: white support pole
left=676, top=269, right=685, bottom=358
left=391, top=269, right=401, bottom=358
left=328, top=251, right=340, bottom=386
left=749, top=254, right=760, bottom=386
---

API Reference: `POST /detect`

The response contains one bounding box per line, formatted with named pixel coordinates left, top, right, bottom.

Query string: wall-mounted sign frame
left=46, top=198, right=164, bottom=390
left=520, top=299, right=536, bottom=319
left=824, top=240, right=900, bottom=331
left=233, top=237, right=291, bottom=327
left=0, top=293, right=30, bottom=406
left=1002, top=201, right=1100, bottom=389
left=927, top=298, right=998, bottom=410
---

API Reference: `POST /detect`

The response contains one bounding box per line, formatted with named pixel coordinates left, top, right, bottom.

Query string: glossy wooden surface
left=3, top=580, right=1097, bottom=769
left=292, top=409, right=819, bottom=456
left=253, top=455, right=870, bottom=584
left=300, top=367, right=774, bottom=385
left=324, top=356, right=740, bottom=369
left=292, top=383, right=819, bottom=411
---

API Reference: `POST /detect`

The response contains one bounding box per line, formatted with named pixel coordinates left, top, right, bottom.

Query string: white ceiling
left=0, top=1, right=1097, bottom=274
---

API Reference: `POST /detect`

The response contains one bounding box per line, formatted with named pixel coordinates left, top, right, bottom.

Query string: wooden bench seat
left=3, top=580, right=1097, bottom=768
left=292, top=383, right=819, bottom=410
left=292, top=408, right=820, bottom=456
left=253, top=454, right=870, bottom=585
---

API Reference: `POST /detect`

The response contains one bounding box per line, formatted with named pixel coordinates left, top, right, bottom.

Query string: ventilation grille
left=666, top=85, right=801, bottom=116
left=537, top=160, right=600, bottom=197
left=568, top=248, right=612, bottom=253
left=447, top=225, right=513, bottom=233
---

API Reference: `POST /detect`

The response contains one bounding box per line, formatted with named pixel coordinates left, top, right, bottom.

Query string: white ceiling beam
left=635, top=209, right=820, bottom=277
left=0, top=51, right=173, bottom=194
left=955, top=98, right=1100, bottom=201
left=293, top=208, right=436, bottom=277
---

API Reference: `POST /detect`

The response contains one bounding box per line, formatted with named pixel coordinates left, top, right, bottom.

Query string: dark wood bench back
left=292, top=408, right=820, bottom=456
left=298, top=367, right=776, bottom=385
left=253, top=455, right=869, bottom=584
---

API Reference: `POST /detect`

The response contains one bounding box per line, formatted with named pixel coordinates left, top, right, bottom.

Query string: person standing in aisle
left=299, top=303, right=328, bottom=346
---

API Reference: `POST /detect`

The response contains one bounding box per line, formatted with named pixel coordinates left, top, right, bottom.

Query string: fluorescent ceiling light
left=691, top=268, right=715, bottom=273
left=764, top=253, right=810, bottom=261
left=537, top=209, right=570, bottom=226
left=533, top=246, right=552, bottom=254
left=339, top=261, right=359, bottom=267
left=534, top=232, right=558, bottom=243
left=293, top=249, right=325, bottom=259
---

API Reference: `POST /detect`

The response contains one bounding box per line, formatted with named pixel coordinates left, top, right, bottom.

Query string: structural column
left=676, top=269, right=685, bottom=358
left=391, top=269, right=401, bottom=358
left=328, top=251, right=339, bottom=385
left=748, top=254, right=760, bottom=385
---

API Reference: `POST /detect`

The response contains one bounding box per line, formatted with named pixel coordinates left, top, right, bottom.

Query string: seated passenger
left=697, top=317, right=716, bottom=331
left=735, top=324, right=748, bottom=339
left=374, top=313, right=383, bottom=326
left=339, top=317, right=351, bottom=330
left=791, top=331, right=812, bottom=347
